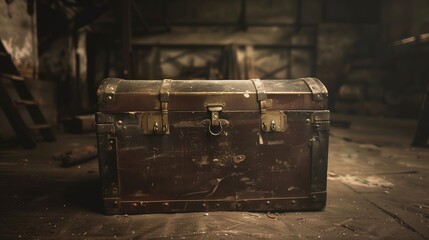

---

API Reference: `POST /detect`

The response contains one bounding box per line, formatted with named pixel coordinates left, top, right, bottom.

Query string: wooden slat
left=0, top=80, right=36, bottom=148
left=29, top=124, right=51, bottom=130
left=0, top=73, right=24, bottom=81
left=15, top=99, right=37, bottom=106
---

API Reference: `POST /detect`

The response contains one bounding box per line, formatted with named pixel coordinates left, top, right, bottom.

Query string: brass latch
left=209, top=106, right=222, bottom=126
left=141, top=112, right=169, bottom=135
left=261, top=111, right=287, bottom=133
left=201, top=105, right=229, bottom=136
left=250, top=79, right=286, bottom=133
left=140, top=79, right=171, bottom=135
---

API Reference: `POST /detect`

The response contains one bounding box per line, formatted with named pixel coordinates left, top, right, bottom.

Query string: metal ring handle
left=208, top=122, right=223, bottom=136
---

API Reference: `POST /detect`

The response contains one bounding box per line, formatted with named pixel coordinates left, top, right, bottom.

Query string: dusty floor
left=0, top=114, right=428, bottom=239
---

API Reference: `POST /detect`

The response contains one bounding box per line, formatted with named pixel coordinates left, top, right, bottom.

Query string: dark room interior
left=0, top=0, right=428, bottom=239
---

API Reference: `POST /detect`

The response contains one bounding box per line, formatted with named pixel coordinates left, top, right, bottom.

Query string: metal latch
left=261, top=111, right=287, bottom=133
left=141, top=112, right=169, bottom=134
left=209, top=106, right=222, bottom=126
left=250, top=79, right=286, bottom=133
left=201, top=105, right=229, bottom=136
left=140, top=79, right=171, bottom=135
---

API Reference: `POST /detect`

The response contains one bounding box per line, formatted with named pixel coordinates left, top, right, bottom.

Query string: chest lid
left=97, top=78, right=328, bottom=112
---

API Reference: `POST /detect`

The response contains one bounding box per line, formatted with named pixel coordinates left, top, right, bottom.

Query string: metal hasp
left=140, top=79, right=171, bottom=134
left=251, top=79, right=286, bottom=132
left=260, top=111, right=286, bottom=132
left=202, top=104, right=230, bottom=136
left=159, top=79, right=171, bottom=134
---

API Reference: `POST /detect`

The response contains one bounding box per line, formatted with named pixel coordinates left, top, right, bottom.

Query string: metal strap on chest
left=251, top=79, right=269, bottom=112
left=160, top=79, right=171, bottom=102
left=301, top=78, right=323, bottom=101
left=159, top=79, right=171, bottom=133
left=250, top=79, right=285, bottom=133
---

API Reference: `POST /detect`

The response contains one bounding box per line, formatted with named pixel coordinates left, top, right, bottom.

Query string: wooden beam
left=238, top=0, right=247, bottom=31
left=121, top=0, right=132, bottom=78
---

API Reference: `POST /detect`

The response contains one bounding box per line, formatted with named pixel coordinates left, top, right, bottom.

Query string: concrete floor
left=0, top=114, right=428, bottom=239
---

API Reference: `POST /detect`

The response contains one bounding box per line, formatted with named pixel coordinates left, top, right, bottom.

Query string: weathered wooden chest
left=96, top=78, right=329, bottom=214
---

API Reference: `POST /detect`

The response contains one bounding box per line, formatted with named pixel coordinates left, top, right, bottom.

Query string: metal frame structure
left=133, top=41, right=317, bottom=80
left=120, top=0, right=317, bottom=80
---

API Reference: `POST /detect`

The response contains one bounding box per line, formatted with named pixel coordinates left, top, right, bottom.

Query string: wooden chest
left=96, top=78, right=329, bottom=214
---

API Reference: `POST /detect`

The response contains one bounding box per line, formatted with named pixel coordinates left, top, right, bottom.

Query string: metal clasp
left=141, top=112, right=169, bottom=135
left=201, top=105, right=229, bottom=136
left=260, top=111, right=287, bottom=133
left=209, top=106, right=223, bottom=126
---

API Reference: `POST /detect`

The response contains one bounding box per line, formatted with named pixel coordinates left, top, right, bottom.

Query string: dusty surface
left=0, top=114, right=428, bottom=239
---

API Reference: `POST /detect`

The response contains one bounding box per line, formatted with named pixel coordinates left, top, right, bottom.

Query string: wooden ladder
left=0, top=42, right=56, bottom=148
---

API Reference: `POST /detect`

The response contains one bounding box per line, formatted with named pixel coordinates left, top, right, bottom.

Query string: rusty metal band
left=250, top=79, right=267, bottom=101
left=301, top=78, right=323, bottom=101
left=160, top=79, right=171, bottom=133
left=160, top=79, right=172, bottom=102
left=250, top=79, right=268, bottom=112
